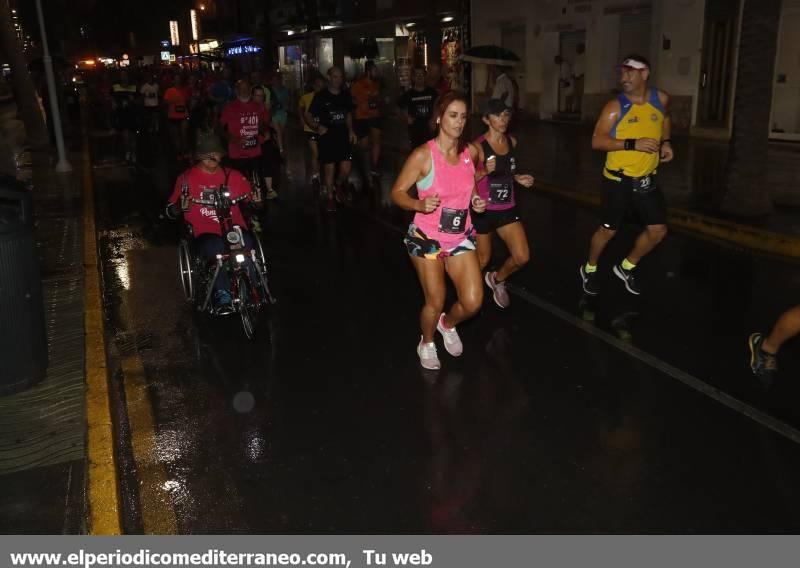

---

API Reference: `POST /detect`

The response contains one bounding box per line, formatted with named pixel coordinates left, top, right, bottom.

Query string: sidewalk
left=0, top=104, right=87, bottom=532
left=371, top=113, right=800, bottom=257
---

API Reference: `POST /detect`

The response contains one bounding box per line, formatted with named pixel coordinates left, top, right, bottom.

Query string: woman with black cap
left=472, top=99, right=534, bottom=309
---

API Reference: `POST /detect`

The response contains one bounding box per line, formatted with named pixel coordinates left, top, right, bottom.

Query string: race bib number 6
left=438, top=208, right=468, bottom=234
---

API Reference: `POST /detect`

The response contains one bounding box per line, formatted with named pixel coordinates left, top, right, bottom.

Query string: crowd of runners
left=85, top=54, right=795, bottom=384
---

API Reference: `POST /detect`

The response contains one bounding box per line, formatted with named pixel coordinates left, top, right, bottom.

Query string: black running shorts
left=600, top=172, right=667, bottom=230
left=318, top=131, right=353, bottom=165
left=471, top=206, right=522, bottom=235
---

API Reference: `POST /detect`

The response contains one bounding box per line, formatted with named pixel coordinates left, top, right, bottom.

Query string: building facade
left=471, top=0, right=800, bottom=139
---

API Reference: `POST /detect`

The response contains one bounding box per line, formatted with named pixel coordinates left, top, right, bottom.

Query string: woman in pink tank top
left=391, top=91, right=488, bottom=371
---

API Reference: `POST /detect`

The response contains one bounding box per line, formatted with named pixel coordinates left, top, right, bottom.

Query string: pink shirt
left=413, top=140, right=476, bottom=249
left=220, top=100, right=269, bottom=159
left=168, top=166, right=251, bottom=237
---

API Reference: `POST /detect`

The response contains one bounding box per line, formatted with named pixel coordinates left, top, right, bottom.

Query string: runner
left=252, top=85, right=280, bottom=200
left=390, top=91, right=487, bottom=370
left=163, top=74, right=191, bottom=160
left=306, top=66, right=357, bottom=211
left=749, top=305, right=800, bottom=388
left=579, top=54, right=673, bottom=296
left=270, top=72, right=289, bottom=155
left=210, top=68, right=235, bottom=117
left=298, top=76, right=325, bottom=186
left=351, top=60, right=384, bottom=179
left=219, top=80, right=270, bottom=201
left=472, top=99, right=535, bottom=309
left=139, top=73, right=160, bottom=134
left=398, top=66, right=438, bottom=150
left=111, top=71, right=138, bottom=163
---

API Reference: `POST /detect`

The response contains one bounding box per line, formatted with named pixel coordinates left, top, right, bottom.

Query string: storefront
left=274, top=13, right=468, bottom=105
left=222, top=37, right=264, bottom=76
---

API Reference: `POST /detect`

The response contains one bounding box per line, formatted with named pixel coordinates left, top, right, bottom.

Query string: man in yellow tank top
left=578, top=54, right=674, bottom=296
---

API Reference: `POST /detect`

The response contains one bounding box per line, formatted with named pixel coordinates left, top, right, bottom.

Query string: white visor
left=621, top=58, right=649, bottom=70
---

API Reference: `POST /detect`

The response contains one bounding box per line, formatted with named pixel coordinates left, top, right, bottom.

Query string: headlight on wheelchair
left=235, top=254, right=246, bottom=263
left=226, top=230, right=242, bottom=245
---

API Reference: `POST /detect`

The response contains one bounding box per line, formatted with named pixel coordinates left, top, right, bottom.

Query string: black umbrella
left=460, top=45, right=520, bottom=66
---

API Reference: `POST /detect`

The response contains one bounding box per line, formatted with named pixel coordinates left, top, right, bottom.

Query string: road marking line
left=508, top=283, right=800, bottom=445
left=83, top=127, right=123, bottom=535
left=118, top=349, right=178, bottom=534
left=365, top=209, right=800, bottom=446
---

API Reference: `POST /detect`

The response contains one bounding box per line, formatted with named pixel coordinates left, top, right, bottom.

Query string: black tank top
left=481, top=138, right=517, bottom=209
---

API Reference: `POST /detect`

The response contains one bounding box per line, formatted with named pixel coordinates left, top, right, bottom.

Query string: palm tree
left=721, top=0, right=782, bottom=216
left=0, top=0, right=48, bottom=148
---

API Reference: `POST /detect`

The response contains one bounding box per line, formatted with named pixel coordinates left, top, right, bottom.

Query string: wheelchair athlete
left=166, top=135, right=260, bottom=314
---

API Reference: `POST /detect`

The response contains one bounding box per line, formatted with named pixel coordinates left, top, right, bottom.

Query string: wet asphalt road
left=92, top=124, right=800, bottom=533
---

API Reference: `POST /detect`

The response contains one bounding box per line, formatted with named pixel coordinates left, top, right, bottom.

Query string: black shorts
left=353, top=118, right=382, bottom=139
left=304, top=131, right=319, bottom=143
left=228, top=157, right=263, bottom=180
left=600, top=172, right=667, bottom=230
left=318, top=131, right=353, bottom=164
left=471, top=207, right=522, bottom=235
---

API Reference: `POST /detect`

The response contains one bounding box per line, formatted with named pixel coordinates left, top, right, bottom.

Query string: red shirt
left=168, top=166, right=251, bottom=237
left=164, top=86, right=190, bottom=120
left=220, top=99, right=269, bottom=159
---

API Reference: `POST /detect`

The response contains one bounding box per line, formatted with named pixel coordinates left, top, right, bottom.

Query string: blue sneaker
left=213, top=290, right=234, bottom=315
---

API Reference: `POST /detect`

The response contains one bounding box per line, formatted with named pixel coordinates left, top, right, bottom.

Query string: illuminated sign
left=169, top=20, right=180, bottom=46
left=226, top=44, right=261, bottom=56
left=160, top=40, right=170, bottom=48
left=190, top=9, right=199, bottom=41
left=161, top=51, right=171, bottom=61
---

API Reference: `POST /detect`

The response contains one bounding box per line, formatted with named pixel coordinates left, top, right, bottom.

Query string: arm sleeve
left=167, top=173, right=184, bottom=205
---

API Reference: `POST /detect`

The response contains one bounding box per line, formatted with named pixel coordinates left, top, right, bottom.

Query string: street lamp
left=34, top=0, right=71, bottom=172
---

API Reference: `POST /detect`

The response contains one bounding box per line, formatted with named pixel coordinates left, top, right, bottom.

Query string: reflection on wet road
left=93, top=128, right=800, bottom=533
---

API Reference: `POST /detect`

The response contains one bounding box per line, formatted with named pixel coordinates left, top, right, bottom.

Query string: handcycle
left=173, top=180, right=276, bottom=340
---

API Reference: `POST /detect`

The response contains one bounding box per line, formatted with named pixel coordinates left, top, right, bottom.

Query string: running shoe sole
left=579, top=266, right=598, bottom=296
left=613, top=265, right=641, bottom=295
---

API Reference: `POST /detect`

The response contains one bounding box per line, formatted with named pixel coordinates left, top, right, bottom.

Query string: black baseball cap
left=483, top=98, right=511, bottom=117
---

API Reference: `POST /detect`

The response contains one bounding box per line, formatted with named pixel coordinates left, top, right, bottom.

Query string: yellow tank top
left=604, top=88, right=665, bottom=179
left=299, top=92, right=316, bottom=133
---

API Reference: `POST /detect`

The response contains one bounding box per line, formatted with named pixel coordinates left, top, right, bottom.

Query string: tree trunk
left=721, top=0, right=782, bottom=216
left=0, top=0, right=48, bottom=148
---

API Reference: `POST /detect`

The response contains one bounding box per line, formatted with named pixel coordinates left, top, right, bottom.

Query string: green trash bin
left=0, top=176, right=47, bottom=395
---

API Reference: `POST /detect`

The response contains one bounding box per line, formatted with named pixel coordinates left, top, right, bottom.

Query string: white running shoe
left=417, top=338, right=441, bottom=370
left=436, top=313, right=463, bottom=357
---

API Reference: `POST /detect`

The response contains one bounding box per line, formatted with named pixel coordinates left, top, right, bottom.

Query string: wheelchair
left=174, top=187, right=275, bottom=340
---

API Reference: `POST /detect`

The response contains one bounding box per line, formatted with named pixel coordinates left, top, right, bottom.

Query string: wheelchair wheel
left=252, top=233, right=277, bottom=304
left=178, top=239, right=195, bottom=302
left=236, top=274, right=258, bottom=340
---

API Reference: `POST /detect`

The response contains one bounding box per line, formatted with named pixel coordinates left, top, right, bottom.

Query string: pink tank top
left=413, top=140, right=476, bottom=249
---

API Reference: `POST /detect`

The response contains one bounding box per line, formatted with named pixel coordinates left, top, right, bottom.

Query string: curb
left=82, top=109, right=123, bottom=534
